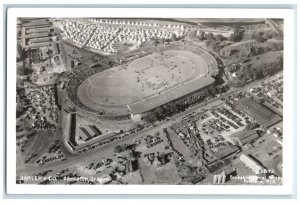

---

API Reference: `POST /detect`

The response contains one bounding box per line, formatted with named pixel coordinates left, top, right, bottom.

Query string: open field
left=77, top=50, right=209, bottom=113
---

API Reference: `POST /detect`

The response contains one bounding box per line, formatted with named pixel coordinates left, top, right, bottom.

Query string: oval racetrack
left=77, top=50, right=209, bottom=114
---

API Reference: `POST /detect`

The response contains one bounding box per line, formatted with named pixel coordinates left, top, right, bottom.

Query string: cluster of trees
left=251, top=31, right=268, bottom=43
left=220, top=46, right=253, bottom=59
left=17, top=43, right=23, bottom=62
left=220, top=39, right=283, bottom=59
left=198, top=25, right=242, bottom=40
left=211, top=84, right=230, bottom=95
left=202, top=32, right=227, bottom=42
left=201, top=26, right=243, bottom=52
left=201, top=25, right=282, bottom=58
left=17, top=61, right=34, bottom=76
left=192, top=30, right=226, bottom=52
left=16, top=85, right=30, bottom=117
left=193, top=26, right=243, bottom=53
left=205, top=40, right=219, bottom=52
left=251, top=30, right=281, bottom=43
left=250, top=41, right=283, bottom=56
left=228, top=54, right=283, bottom=87
left=203, top=33, right=227, bottom=52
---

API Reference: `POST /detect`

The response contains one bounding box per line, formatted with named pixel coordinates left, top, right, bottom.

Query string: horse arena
left=65, top=43, right=218, bottom=120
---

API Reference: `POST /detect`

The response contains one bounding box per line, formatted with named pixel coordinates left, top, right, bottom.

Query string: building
left=21, top=18, right=56, bottom=48
left=128, top=76, right=215, bottom=122
left=212, top=144, right=240, bottom=159
left=232, top=129, right=260, bottom=146
left=212, top=171, right=226, bottom=184
left=239, top=154, right=264, bottom=174
left=89, top=125, right=102, bottom=135
left=79, top=127, right=93, bottom=141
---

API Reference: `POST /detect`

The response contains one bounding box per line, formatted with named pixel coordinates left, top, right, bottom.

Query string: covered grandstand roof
left=128, top=76, right=215, bottom=115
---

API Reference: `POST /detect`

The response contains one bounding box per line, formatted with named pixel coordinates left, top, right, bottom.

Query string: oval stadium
left=66, top=42, right=218, bottom=122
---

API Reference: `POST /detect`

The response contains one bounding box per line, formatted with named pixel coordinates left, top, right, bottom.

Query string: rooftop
left=232, top=129, right=260, bottom=145
left=128, top=76, right=215, bottom=115
left=240, top=154, right=264, bottom=174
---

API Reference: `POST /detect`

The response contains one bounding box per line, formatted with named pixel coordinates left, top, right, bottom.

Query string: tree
left=205, top=32, right=215, bottom=41
left=205, top=40, right=217, bottom=52
left=229, top=25, right=243, bottom=42
left=199, top=31, right=205, bottom=41
left=215, top=34, right=226, bottom=42
left=251, top=31, right=267, bottom=43
left=170, top=33, right=176, bottom=41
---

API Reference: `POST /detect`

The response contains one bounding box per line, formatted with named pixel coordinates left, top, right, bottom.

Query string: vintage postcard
left=6, top=8, right=295, bottom=195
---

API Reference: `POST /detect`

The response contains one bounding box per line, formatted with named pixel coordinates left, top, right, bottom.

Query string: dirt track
left=77, top=50, right=209, bottom=114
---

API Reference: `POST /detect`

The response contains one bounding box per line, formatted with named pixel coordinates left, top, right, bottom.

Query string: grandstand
left=61, top=40, right=218, bottom=123
left=128, top=76, right=215, bottom=115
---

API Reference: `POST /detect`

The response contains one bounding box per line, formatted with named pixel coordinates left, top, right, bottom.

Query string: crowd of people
left=60, top=19, right=187, bottom=54
left=162, top=42, right=218, bottom=74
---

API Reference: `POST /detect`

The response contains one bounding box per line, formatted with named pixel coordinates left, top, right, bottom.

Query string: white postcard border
left=6, top=8, right=295, bottom=195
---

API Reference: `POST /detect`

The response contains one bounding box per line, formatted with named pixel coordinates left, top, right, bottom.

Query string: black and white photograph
left=4, top=6, right=297, bottom=196
left=15, top=16, right=285, bottom=184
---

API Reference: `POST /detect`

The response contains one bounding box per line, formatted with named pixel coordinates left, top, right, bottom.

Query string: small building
left=131, top=113, right=142, bottom=123
left=232, top=129, right=260, bottom=146
left=89, top=125, right=102, bottom=136
left=79, top=127, right=93, bottom=141
left=84, top=126, right=96, bottom=137
left=212, top=171, right=226, bottom=184
left=239, top=154, right=264, bottom=174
